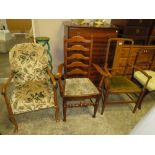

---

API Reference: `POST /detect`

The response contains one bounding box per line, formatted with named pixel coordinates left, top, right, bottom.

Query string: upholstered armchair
left=1, top=43, right=59, bottom=132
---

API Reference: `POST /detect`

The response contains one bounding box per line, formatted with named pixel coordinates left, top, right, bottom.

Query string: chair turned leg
left=9, top=115, right=18, bottom=133
left=101, top=91, right=109, bottom=115
left=133, top=90, right=145, bottom=113
left=138, top=91, right=148, bottom=110
left=63, top=100, right=67, bottom=122
left=55, top=107, right=60, bottom=122
left=92, top=96, right=100, bottom=118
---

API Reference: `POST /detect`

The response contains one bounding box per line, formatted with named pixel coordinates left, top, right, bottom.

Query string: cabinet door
left=127, top=19, right=153, bottom=26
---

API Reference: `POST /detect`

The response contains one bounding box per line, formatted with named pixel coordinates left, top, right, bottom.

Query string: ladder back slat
left=67, top=62, right=89, bottom=68
left=66, top=68, right=88, bottom=76
left=67, top=54, right=89, bottom=60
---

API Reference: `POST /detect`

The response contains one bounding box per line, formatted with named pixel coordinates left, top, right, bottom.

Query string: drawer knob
left=139, top=19, right=143, bottom=24
left=77, top=32, right=80, bottom=35
left=136, top=29, right=140, bottom=34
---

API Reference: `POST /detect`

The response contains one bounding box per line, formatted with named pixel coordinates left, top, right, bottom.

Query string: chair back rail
left=64, top=35, right=93, bottom=78
left=105, top=38, right=134, bottom=76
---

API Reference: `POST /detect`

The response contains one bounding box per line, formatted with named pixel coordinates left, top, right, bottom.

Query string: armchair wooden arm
left=55, top=63, right=64, bottom=79
left=47, top=67, right=57, bottom=88
left=1, top=73, right=13, bottom=95
left=128, top=63, right=152, bottom=90
left=92, top=63, right=110, bottom=77
left=130, top=64, right=152, bottom=79
left=55, top=63, right=64, bottom=96
left=92, top=63, right=111, bottom=90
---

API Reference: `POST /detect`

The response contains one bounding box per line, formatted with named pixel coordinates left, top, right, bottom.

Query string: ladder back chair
left=56, top=35, right=101, bottom=121
left=1, top=43, right=59, bottom=132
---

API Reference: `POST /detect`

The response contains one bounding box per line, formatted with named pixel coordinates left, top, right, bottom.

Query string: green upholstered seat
left=109, top=76, right=141, bottom=93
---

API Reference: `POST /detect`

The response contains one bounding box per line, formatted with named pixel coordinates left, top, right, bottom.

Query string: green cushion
left=109, top=76, right=141, bottom=93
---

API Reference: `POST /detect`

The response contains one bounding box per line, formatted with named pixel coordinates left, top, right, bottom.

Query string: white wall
left=0, top=19, right=7, bottom=29
left=33, top=19, right=111, bottom=73
left=33, top=19, right=69, bottom=73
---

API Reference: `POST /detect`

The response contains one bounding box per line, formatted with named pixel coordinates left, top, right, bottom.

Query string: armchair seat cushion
left=109, top=76, right=141, bottom=93
left=10, top=81, right=55, bottom=114
left=64, top=78, right=99, bottom=97
left=134, top=70, right=155, bottom=91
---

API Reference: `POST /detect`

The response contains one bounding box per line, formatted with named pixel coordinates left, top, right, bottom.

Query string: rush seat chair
left=56, top=35, right=101, bottom=121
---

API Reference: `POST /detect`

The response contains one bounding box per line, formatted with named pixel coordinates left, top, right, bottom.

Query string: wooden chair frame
left=94, top=38, right=152, bottom=114
left=1, top=67, right=59, bottom=133
left=131, top=48, right=155, bottom=109
left=56, top=35, right=101, bottom=121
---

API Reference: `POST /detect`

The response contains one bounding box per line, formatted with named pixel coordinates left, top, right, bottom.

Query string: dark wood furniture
left=112, top=44, right=155, bottom=78
left=94, top=38, right=151, bottom=114
left=148, top=25, right=155, bottom=44
left=64, top=22, right=118, bottom=84
left=56, top=35, right=101, bottom=121
left=111, top=19, right=154, bottom=45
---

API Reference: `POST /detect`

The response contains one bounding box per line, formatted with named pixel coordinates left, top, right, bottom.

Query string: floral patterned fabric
left=10, top=81, right=54, bottom=114
left=9, top=43, right=49, bottom=84
left=64, top=78, right=99, bottom=97
left=9, top=43, right=54, bottom=114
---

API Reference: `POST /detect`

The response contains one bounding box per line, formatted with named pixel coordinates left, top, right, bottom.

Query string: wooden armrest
left=103, top=66, right=112, bottom=77
left=128, top=63, right=152, bottom=79
left=55, top=63, right=64, bottom=79
left=92, top=63, right=110, bottom=77
left=47, top=68, right=57, bottom=87
left=54, top=63, right=64, bottom=96
left=1, top=73, right=13, bottom=95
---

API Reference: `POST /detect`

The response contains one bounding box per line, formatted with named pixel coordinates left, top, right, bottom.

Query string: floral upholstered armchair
left=1, top=43, right=59, bottom=132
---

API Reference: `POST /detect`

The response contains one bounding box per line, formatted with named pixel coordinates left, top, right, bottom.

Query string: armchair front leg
left=1, top=73, right=18, bottom=133
left=55, top=63, right=64, bottom=96
left=47, top=68, right=60, bottom=121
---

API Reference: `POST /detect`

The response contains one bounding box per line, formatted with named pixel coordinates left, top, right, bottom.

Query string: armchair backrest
left=9, top=43, right=49, bottom=84
left=64, top=35, right=93, bottom=78
left=105, top=38, right=134, bottom=76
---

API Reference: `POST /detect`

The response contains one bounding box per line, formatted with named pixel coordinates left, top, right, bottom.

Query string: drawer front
left=127, top=19, right=153, bottom=26
left=151, top=26, right=155, bottom=35
left=124, top=27, right=150, bottom=36
left=68, top=27, right=117, bottom=39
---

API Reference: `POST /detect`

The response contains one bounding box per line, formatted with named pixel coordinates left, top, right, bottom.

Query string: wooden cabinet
left=64, top=22, right=118, bottom=84
left=111, top=19, right=154, bottom=45
left=112, top=45, right=155, bottom=78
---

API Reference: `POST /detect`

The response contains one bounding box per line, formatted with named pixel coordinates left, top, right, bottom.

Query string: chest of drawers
left=111, top=19, right=154, bottom=45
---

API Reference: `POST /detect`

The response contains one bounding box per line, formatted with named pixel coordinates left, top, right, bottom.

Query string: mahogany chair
left=133, top=48, right=155, bottom=109
left=93, top=38, right=152, bottom=114
left=1, top=43, right=59, bottom=132
left=56, top=35, right=101, bottom=121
